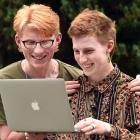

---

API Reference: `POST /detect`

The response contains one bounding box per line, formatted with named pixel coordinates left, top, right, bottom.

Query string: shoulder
left=118, top=72, right=134, bottom=85
left=57, top=60, right=82, bottom=72
left=116, top=71, right=134, bottom=96
left=0, top=61, right=25, bottom=79
left=56, top=59, right=83, bottom=80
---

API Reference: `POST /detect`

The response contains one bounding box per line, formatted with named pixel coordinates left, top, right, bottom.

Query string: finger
left=136, top=74, right=140, bottom=79
left=130, top=86, right=140, bottom=92
left=135, top=91, right=140, bottom=95
left=85, top=129, right=97, bottom=135
left=74, top=121, right=87, bottom=129
left=66, top=89, right=78, bottom=95
left=68, top=96, right=72, bottom=100
left=66, top=83, right=80, bottom=95
left=65, top=80, right=79, bottom=85
left=66, top=84, right=80, bottom=90
left=25, top=132, right=30, bottom=140
left=128, top=74, right=140, bottom=89
left=128, top=80, right=140, bottom=89
left=74, top=117, right=93, bottom=131
left=74, top=121, right=88, bottom=131
left=81, top=123, right=96, bottom=132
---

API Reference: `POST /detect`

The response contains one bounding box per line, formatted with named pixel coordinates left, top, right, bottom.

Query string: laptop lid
left=0, top=78, right=75, bottom=132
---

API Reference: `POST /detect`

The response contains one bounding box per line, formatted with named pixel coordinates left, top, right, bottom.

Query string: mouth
left=32, top=55, right=47, bottom=61
left=81, top=63, right=93, bottom=69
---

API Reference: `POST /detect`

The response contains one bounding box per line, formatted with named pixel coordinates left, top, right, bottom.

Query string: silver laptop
left=0, top=78, right=75, bottom=132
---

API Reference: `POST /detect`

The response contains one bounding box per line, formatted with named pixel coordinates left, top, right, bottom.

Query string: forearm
left=0, top=125, right=25, bottom=140
left=6, top=132, right=25, bottom=140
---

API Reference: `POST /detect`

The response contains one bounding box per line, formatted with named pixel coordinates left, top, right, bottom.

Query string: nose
left=33, top=43, right=44, bottom=54
left=79, top=52, right=87, bottom=63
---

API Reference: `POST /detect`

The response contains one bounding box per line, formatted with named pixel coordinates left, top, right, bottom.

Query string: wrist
left=105, top=123, right=111, bottom=136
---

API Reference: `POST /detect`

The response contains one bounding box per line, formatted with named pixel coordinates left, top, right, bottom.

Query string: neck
left=89, top=63, right=114, bottom=82
left=21, top=59, right=59, bottom=78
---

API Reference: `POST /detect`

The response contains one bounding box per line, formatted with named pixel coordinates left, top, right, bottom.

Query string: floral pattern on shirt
left=57, top=65, right=140, bottom=140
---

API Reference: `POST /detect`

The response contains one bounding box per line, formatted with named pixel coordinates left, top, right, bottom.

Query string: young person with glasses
left=0, top=4, right=83, bottom=140
left=0, top=3, right=140, bottom=140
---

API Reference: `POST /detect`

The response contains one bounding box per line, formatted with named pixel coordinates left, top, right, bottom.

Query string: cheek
left=44, top=47, right=56, bottom=57
left=50, top=47, right=56, bottom=53
left=74, top=54, right=79, bottom=61
left=95, top=54, right=107, bottom=64
left=54, top=45, right=59, bottom=52
left=18, top=45, right=27, bottom=53
left=21, top=48, right=31, bottom=57
left=18, top=46, right=23, bottom=52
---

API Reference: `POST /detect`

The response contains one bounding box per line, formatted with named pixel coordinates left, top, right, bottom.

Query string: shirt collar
left=78, top=64, right=120, bottom=93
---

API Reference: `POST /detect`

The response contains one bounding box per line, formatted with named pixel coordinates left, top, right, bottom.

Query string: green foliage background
left=0, top=0, right=26, bottom=67
left=61, top=0, right=140, bottom=77
left=0, top=0, right=140, bottom=77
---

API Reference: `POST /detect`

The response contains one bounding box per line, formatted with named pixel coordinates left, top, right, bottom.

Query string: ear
left=55, top=32, right=62, bottom=46
left=15, top=34, right=22, bottom=52
left=54, top=32, right=62, bottom=52
left=106, top=40, right=114, bottom=54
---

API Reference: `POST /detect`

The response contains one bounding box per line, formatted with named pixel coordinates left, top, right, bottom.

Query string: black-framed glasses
left=21, top=39, right=55, bottom=49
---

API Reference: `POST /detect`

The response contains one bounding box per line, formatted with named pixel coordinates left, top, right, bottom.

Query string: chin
left=83, top=71, right=91, bottom=76
left=32, top=63, right=46, bottom=69
left=84, top=70, right=96, bottom=77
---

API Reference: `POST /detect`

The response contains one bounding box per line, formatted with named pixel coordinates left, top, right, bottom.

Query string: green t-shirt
left=0, top=59, right=83, bottom=124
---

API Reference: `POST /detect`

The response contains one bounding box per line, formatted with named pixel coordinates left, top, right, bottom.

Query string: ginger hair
left=68, top=9, right=116, bottom=55
left=13, top=4, right=60, bottom=37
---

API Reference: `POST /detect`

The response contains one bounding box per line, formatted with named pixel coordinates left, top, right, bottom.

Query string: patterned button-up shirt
left=56, top=65, right=140, bottom=140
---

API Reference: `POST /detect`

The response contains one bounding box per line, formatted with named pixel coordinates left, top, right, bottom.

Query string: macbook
left=0, top=78, right=75, bottom=132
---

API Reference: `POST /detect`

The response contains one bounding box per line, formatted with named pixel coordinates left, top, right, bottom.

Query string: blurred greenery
left=61, top=0, right=140, bottom=77
left=0, top=0, right=26, bottom=67
left=0, top=0, right=140, bottom=77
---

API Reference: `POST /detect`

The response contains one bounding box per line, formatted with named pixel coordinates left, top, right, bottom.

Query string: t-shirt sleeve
left=0, top=95, right=6, bottom=124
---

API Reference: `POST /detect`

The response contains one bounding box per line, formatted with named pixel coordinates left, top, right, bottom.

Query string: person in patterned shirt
left=58, top=9, right=140, bottom=140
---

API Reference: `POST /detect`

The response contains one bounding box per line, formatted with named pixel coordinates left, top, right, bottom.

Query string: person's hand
left=128, top=74, right=140, bottom=95
left=25, top=132, right=46, bottom=140
left=74, top=117, right=111, bottom=136
left=65, top=81, right=80, bottom=96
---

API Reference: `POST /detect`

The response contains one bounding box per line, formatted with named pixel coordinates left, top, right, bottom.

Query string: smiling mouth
left=32, top=55, right=47, bottom=60
left=82, top=64, right=93, bottom=69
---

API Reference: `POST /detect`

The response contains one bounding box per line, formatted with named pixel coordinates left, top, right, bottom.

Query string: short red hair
left=13, top=4, right=60, bottom=37
left=68, top=9, right=116, bottom=55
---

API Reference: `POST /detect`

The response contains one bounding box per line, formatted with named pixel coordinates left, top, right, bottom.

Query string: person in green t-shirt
left=0, top=3, right=140, bottom=140
left=0, top=4, right=82, bottom=140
